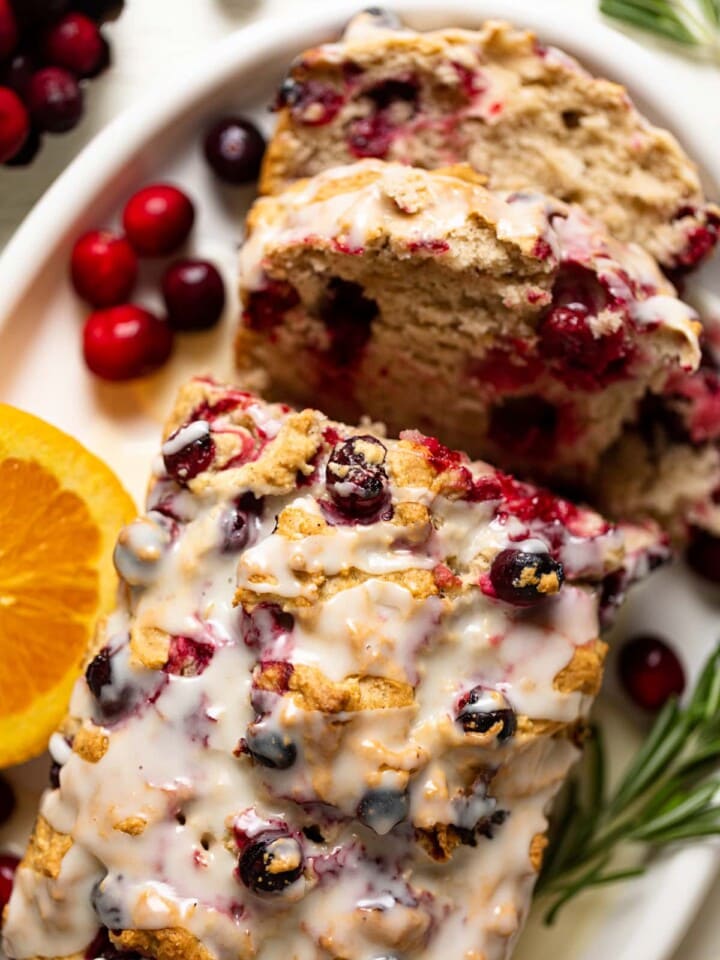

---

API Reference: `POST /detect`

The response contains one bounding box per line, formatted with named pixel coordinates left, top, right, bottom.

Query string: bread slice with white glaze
left=237, top=160, right=700, bottom=483
left=261, top=11, right=720, bottom=274
left=3, top=377, right=664, bottom=960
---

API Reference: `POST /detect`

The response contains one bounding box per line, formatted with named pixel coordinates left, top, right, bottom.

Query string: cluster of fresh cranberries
left=70, top=183, right=226, bottom=380
left=0, top=0, right=123, bottom=167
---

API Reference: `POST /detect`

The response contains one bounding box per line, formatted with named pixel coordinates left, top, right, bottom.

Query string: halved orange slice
left=0, top=405, right=136, bottom=767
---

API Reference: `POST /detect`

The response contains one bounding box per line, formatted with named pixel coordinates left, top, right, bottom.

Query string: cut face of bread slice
left=237, top=160, right=700, bottom=481
left=261, top=12, right=720, bottom=273
left=3, top=377, right=665, bottom=960
left=592, top=316, right=720, bottom=539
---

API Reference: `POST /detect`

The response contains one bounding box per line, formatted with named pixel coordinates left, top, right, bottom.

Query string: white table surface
left=0, top=1, right=718, bottom=956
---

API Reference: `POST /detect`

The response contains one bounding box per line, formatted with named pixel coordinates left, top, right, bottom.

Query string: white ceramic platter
left=0, top=2, right=719, bottom=959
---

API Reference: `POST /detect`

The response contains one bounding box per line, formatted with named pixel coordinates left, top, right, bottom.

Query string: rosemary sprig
left=600, top=0, right=720, bottom=58
left=536, top=645, right=720, bottom=923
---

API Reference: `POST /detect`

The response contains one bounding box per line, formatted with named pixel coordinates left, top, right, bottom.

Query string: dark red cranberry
left=326, top=435, right=389, bottom=517
left=73, top=0, right=124, bottom=20
left=539, top=304, right=632, bottom=391
left=203, top=116, right=265, bottom=185
left=83, top=305, right=173, bottom=381
left=245, top=723, right=297, bottom=769
left=238, top=835, right=304, bottom=893
left=1, top=52, right=36, bottom=99
left=220, top=494, right=262, bottom=553
left=162, top=420, right=215, bottom=482
left=27, top=67, right=83, bottom=133
left=489, top=549, right=564, bottom=606
left=43, top=13, right=105, bottom=77
left=280, top=78, right=345, bottom=126
left=318, top=277, right=378, bottom=365
left=0, top=854, right=19, bottom=915
left=671, top=206, right=720, bottom=273
left=686, top=528, right=720, bottom=584
left=618, top=635, right=685, bottom=711
left=71, top=231, right=138, bottom=307
left=122, top=184, right=195, bottom=257
left=456, top=687, right=516, bottom=741
left=85, top=647, right=132, bottom=718
left=0, top=86, right=27, bottom=163
left=163, top=636, right=215, bottom=677
left=49, top=761, right=61, bottom=789
left=244, top=280, right=300, bottom=332
left=0, top=775, right=15, bottom=826
left=348, top=113, right=394, bottom=159
left=162, top=259, right=225, bottom=331
left=3, top=124, right=40, bottom=166
left=9, top=0, right=70, bottom=29
left=488, top=396, right=558, bottom=458
left=357, top=789, right=409, bottom=835
left=0, top=0, right=17, bottom=60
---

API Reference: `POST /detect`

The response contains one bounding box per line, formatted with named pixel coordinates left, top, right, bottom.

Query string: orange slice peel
left=0, top=405, right=136, bottom=768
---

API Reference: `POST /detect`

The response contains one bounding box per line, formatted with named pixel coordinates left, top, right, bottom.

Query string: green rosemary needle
left=536, top=645, right=720, bottom=923
left=600, top=0, right=720, bottom=57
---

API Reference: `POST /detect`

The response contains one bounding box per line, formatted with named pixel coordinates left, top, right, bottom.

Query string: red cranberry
left=0, top=775, right=15, bottom=826
left=244, top=280, right=300, bottom=332
left=456, top=687, right=516, bottom=741
left=3, top=124, right=40, bottom=166
left=162, top=259, right=225, bottom=331
left=0, top=0, right=18, bottom=61
left=11, top=0, right=70, bottom=30
left=220, top=494, right=262, bottom=553
left=539, top=304, right=632, bottom=391
left=244, top=723, right=297, bottom=769
left=318, top=277, right=378, bottom=365
left=43, top=13, right=105, bottom=77
left=489, top=548, right=564, bottom=606
left=685, top=528, right=720, bottom=584
left=326, top=435, right=389, bottom=518
left=278, top=78, right=345, bottom=126
left=238, top=835, right=304, bottom=893
left=83, top=305, right=173, bottom=381
left=348, top=113, right=394, bottom=159
left=618, top=635, right=685, bottom=711
left=1, top=52, right=36, bottom=99
left=27, top=67, right=83, bottom=133
left=85, top=646, right=134, bottom=718
left=0, top=86, right=28, bottom=163
left=85, top=646, right=112, bottom=699
left=49, top=761, right=61, bottom=789
left=162, top=420, right=215, bottom=483
left=0, top=854, right=19, bottom=914
left=163, top=636, right=215, bottom=677
left=71, top=231, right=138, bottom=307
left=203, top=116, right=266, bottom=185
left=357, top=789, right=409, bottom=835
left=488, top=396, right=559, bottom=458
left=122, top=184, right=195, bottom=257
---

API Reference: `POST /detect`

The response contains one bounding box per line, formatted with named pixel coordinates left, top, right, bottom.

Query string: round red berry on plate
left=70, top=230, right=138, bottom=307
left=162, top=258, right=225, bottom=331
left=27, top=66, right=83, bottom=133
left=618, top=634, right=685, bottom=711
left=0, top=853, right=19, bottom=914
left=122, top=184, right=195, bottom=257
left=0, top=86, right=28, bottom=163
left=203, top=116, right=266, bottom=185
left=0, top=0, right=18, bottom=61
left=43, top=12, right=105, bottom=78
left=83, top=305, right=173, bottom=380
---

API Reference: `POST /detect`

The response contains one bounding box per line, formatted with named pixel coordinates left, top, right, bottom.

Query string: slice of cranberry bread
left=237, top=160, right=700, bottom=482
left=592, top=321, right=720, bottom=540
left=261, top=11, right=720, bottom=274
left=3, top=377, right=665, bottom=960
